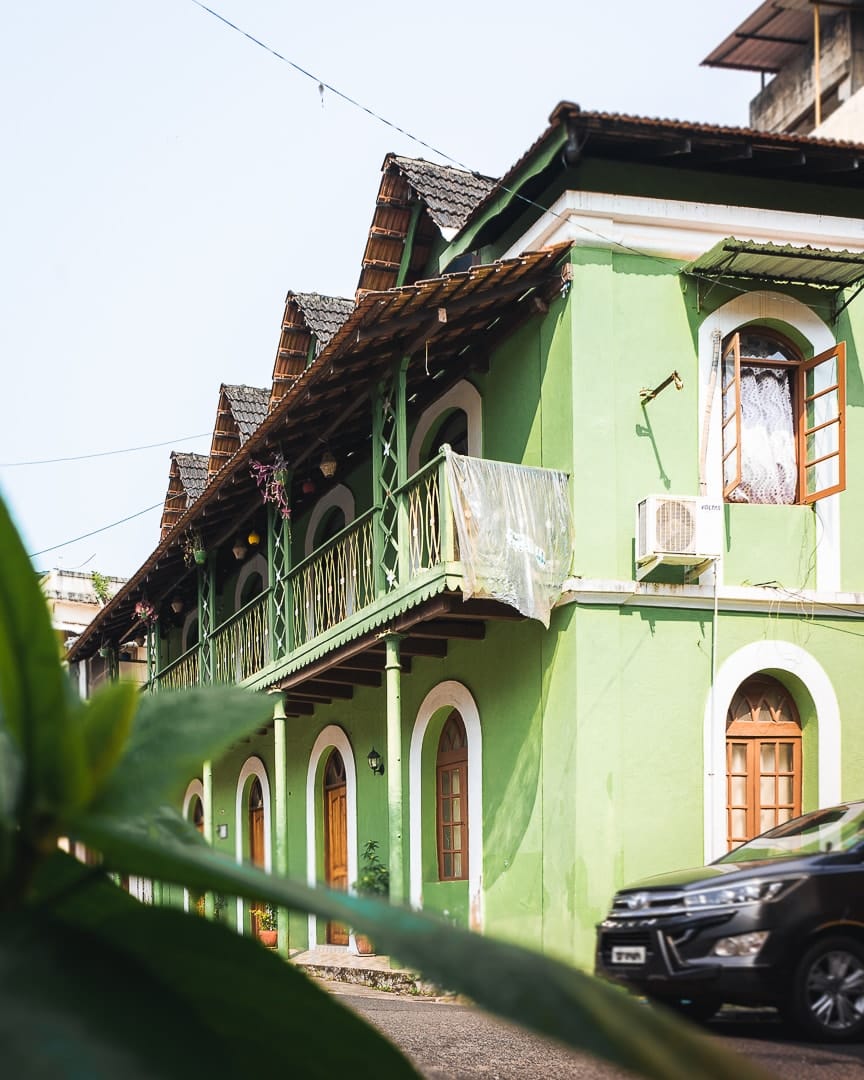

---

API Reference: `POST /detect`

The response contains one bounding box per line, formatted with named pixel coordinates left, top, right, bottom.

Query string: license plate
left=611, top=945, right=646, bottom=965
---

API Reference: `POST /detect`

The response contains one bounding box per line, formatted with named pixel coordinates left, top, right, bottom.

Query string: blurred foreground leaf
left=73, top=812, right=774, bottom=1080
left=14, top=852, right=417, bottom=1079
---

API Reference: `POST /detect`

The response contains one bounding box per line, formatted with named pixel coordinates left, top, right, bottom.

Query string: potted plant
left=250, top=902, right=278, bottom=948
left=351, top=840, right=389, bottom=955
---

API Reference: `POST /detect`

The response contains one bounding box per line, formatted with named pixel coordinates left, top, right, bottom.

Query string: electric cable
left=1, top=432, right=210, bottom=468
left=29, top=502, right=163, bottom=559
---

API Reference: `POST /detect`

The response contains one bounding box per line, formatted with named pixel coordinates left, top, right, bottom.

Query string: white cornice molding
left=559, top=577, right=864, bottom=617
left=503, top=190, right=864, bottom=263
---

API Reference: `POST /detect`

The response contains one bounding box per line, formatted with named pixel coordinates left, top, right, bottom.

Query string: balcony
left=150, top=451, right=571, bottom=694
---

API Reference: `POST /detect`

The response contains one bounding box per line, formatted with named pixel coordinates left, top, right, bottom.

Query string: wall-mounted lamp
left=367, top=747, right=385, bottom=776
left=170, top=596, right=184, bottom=615
left=217, top=824, right=229, bottom=840
left=319, top=449, right=337, bottom=479
left=247, top=530, right=261, bottom=547
left=232, top=539, right=248, bottom=561
left=640, top=370, right=684, bottom=405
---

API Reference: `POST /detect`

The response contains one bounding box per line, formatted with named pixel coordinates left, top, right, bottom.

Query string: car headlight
left=711, top=931, right=770, bottom=957
left=683, top=878, right=801, bottom=910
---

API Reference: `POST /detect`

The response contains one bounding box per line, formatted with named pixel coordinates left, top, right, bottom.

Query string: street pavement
left=326, top=979, right=864, bottom=1079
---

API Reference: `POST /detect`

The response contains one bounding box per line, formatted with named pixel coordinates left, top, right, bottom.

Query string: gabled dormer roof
left=208, top=384, right=269, bottom=481
left=357, top=155, right=496, bottom=295
left=160, top=451, right=208, bottom=539
left=270, top=292, right=354, bottom=410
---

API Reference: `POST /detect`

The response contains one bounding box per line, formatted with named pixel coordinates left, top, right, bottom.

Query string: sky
left=1, top=0, right=762, bottom=580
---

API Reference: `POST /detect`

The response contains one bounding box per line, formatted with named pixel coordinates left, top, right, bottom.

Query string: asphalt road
left=327, top=980, right=864, bottom=1079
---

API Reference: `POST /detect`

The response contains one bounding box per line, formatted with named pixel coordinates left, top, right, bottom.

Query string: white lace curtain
left=726, top=365, right=796, bottom=504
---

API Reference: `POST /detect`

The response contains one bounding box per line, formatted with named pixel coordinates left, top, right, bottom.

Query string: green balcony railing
left=211, top=590, right=271, bottom=684
left=291, top=508, right=376, bottom=649
left=151, top=454, right=455, bottom=688
left=156, top=643, right=200, bottom=691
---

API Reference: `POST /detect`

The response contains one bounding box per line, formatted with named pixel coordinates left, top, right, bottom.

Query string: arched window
left=437, top=711, right=468, bottom=881
left=423, top=408, right=469, bottom=466
left=726, top=675, right=802, bottom=849
left=324, top=749, right=349, bottom=944
left=721, top=327, right=845, bottom=505
left=314, top=506, right=347, bottom=548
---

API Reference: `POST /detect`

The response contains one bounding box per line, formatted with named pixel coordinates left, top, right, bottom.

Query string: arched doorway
left=248, top=777, right=266, bottom=936
left=436, top=711, right=469, bottom=881
left=324, top=749, right=349, bottom=944
left=726, top=674, right=802, bottom=849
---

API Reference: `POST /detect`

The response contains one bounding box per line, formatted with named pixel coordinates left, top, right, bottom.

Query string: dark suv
left=595, top=802, right=864, bottom=1041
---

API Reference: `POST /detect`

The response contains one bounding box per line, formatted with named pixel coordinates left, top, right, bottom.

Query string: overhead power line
left=29, top=502, right=163, bottom=559
left=1, top=432, right=210, bottom=468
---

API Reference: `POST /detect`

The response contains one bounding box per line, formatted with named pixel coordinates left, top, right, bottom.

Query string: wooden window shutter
left=721, top=333, right=743, bottom=500
left=798, top=342, right=846, bottom=504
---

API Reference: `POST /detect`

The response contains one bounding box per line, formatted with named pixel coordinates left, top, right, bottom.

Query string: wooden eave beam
left=407, top=620, right=486, bottom=640
left=282, top=699, right=315, bottom=715
left=297, top=680, right=355, bottom=699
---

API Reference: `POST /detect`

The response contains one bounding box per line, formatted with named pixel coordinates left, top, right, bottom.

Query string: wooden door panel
left=325, top=781, right=348, bottom=945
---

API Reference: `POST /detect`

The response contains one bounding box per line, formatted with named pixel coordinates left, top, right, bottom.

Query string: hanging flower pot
left=193, top=548, right=207, bottom=566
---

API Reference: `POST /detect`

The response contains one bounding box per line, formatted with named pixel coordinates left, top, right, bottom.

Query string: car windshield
left=718, top=803, right=864, bottom=863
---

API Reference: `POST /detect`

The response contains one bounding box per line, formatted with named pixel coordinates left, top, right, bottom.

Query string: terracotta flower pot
left=258, top=929, right=278, bottom=948
left=354, top=934, right=375, bottom=956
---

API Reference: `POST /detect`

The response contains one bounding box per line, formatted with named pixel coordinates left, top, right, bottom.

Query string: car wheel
left=786, top=936, right=864, bottom=1042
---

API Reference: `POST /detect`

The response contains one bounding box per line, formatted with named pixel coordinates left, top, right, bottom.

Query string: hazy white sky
left=1, top=0, right=760, bottom=579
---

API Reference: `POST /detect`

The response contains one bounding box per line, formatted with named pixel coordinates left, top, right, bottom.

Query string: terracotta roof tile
left=223, top=385, right=269, bottom=441
left=389, top=157, right=496, bottom=232
left=290, top=293, right=354, bottom=347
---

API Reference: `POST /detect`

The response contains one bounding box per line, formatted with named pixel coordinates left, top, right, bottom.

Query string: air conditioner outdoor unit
left=636, top=495, right=722, bottom=579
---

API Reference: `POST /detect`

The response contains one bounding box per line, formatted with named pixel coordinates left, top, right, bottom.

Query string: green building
left=69, top=105, right=864, bottom=970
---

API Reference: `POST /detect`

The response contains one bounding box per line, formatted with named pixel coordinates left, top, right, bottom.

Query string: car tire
left=785, top=936, right=864, bottom=1042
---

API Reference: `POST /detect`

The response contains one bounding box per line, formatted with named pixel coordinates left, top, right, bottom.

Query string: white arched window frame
left=234, top=553, right=268, bottom=612
left=409, top=681, right=484, bottom=931
left=305, top=726, right=358, bottom=949
left=703, top=641, right=840, bottom=862
left=182, top=778, right=205, bottom=913
left=235, top=756, right=272, bottom=932
left=181, top=609, right=199, bottom=655
left=304, top=484, right=356, bottom=558
left=408, top=380, right=482, bottom=476
left=698, top=292, right=840, bottom=591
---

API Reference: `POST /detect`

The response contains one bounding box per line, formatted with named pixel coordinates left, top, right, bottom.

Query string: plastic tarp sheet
left=444, top=448, right=574, bottom=627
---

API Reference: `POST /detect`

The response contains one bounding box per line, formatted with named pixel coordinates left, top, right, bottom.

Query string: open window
left=721, top=329, right=845, bottom=505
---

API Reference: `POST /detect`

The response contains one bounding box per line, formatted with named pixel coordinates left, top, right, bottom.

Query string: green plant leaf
left=14, top=852, right=417, bottom=1079
left=75, top=679, right=139, bottom=804
left=89, top=688, right=274, bottom=817
left=0, top=499, right=85, bottom=814
left=71, top=813, right=774, bottom=1080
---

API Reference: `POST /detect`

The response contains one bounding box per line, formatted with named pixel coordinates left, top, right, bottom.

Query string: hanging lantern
left=319, top=449, right=337, bottom=478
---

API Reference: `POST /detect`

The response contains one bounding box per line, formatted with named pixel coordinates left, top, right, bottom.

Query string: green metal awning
left=685, top=238, right=864, bottom=290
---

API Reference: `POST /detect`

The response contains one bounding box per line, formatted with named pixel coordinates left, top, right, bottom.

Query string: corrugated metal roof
left=684, top=237, right=864, bottom=287
left=702, top=0, right=815, bottom=73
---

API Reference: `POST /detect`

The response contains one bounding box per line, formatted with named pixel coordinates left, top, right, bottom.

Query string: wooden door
left=249, top=778, right=265, bottom=936
left=726, top=676, right=802, bottom=849
left=324, top=750, right=348, bottom=944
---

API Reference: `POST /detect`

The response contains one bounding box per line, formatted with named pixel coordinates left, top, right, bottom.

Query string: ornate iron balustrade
left=398, top=455, right=446, bottom=577
left=211, top=590, right=271, bottom=685
left=291, top=509, right=376, bottom=648
left=155, top=645, right=200, bottom=691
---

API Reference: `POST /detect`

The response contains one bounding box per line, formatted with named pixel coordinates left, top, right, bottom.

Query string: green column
left=384, top=633, right=404, bottom=906
left=273, top=697, right=290, bottom=956
left=202, top=759, right=215, bottom=919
